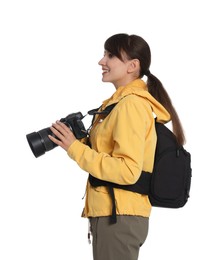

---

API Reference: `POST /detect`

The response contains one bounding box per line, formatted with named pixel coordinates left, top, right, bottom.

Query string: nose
left=98, top=56, right=106, bottom=66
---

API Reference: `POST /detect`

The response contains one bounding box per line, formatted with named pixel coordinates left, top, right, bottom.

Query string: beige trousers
left=90, top=216, right=149, bottom=260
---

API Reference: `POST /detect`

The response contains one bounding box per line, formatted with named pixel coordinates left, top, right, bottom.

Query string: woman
left=49, top=33, right=185, bottom=260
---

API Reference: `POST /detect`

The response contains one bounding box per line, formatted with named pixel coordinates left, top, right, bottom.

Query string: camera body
left=60, top=112, right=87, bottom=140
left=26, top=112, right=87, bottom=158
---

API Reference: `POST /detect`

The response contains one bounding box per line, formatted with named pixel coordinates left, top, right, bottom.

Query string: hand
left=48, top=120, right=77, bottom=151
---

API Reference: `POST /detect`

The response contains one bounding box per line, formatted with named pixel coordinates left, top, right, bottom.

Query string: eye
left=108, top=52, right=114, bottom=58
left=104, top=50, right=114, bottom=59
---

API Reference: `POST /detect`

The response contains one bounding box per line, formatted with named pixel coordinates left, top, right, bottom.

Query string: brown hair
left=104, top=33, right=185, bottom=145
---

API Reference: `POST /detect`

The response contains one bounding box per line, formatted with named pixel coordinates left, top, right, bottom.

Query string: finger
left=50, top=125, right=65, bottom=141
left=55, top=121, right=72, bottom=134
left=48, top=134, right=67, bottom=150
left=48, top=128, right=74, bottom=151
left=48, top=133, right=60, bottom=144
left=51, top=122, right=69, bottom=137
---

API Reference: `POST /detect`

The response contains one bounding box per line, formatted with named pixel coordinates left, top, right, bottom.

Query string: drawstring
left=88, top=219, right=92, bottom=244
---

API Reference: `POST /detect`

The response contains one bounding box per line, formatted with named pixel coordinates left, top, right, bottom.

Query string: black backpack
left=88, top=103, right=192, bottom=223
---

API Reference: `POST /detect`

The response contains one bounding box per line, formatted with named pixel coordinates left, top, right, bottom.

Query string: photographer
left=48, top=33, right=185, bottom=260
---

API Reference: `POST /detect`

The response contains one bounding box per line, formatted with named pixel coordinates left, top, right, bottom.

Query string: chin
left=102, top=77, right=109, bottom=82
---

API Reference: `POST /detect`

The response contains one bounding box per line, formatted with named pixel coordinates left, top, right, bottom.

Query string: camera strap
left=88, top=103, right=117, bottom=116
left=86, top=103, right=118, bottom=136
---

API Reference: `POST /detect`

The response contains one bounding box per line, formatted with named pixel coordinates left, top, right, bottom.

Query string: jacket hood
left=102, top=79, right=171, bottom=124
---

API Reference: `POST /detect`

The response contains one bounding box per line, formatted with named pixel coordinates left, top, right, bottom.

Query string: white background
left=0, top=0, right=221, bottom=259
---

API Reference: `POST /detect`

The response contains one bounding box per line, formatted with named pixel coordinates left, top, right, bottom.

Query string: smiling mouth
left=102, top=69, right=110, bottom=74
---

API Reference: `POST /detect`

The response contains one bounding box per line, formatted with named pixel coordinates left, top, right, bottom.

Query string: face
left=98, top=50, right=133, bottom=89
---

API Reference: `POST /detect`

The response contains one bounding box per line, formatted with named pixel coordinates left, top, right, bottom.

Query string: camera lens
left=26, top=111, right=86, bottom=158
left=26, top=127, right=57, bottom=158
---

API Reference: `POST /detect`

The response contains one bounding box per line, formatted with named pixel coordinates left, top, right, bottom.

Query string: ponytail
left=147, top=73, right=186, bottom=146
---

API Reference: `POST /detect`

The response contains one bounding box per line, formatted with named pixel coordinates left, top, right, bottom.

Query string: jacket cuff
left=67, top=140, right=85, bottom=161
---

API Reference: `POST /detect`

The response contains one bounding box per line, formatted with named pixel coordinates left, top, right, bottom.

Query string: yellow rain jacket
left=67, top=79, right=170, bottom=218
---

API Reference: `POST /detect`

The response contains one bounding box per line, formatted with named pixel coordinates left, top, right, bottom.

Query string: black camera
left=26, top=112, right=87, bottom=158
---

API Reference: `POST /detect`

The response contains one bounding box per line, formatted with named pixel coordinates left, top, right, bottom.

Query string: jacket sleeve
left=67, top=96, right=151, bottom=185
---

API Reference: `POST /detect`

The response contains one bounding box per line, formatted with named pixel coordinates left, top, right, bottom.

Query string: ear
left=127, top=59, right=140, bottom=73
